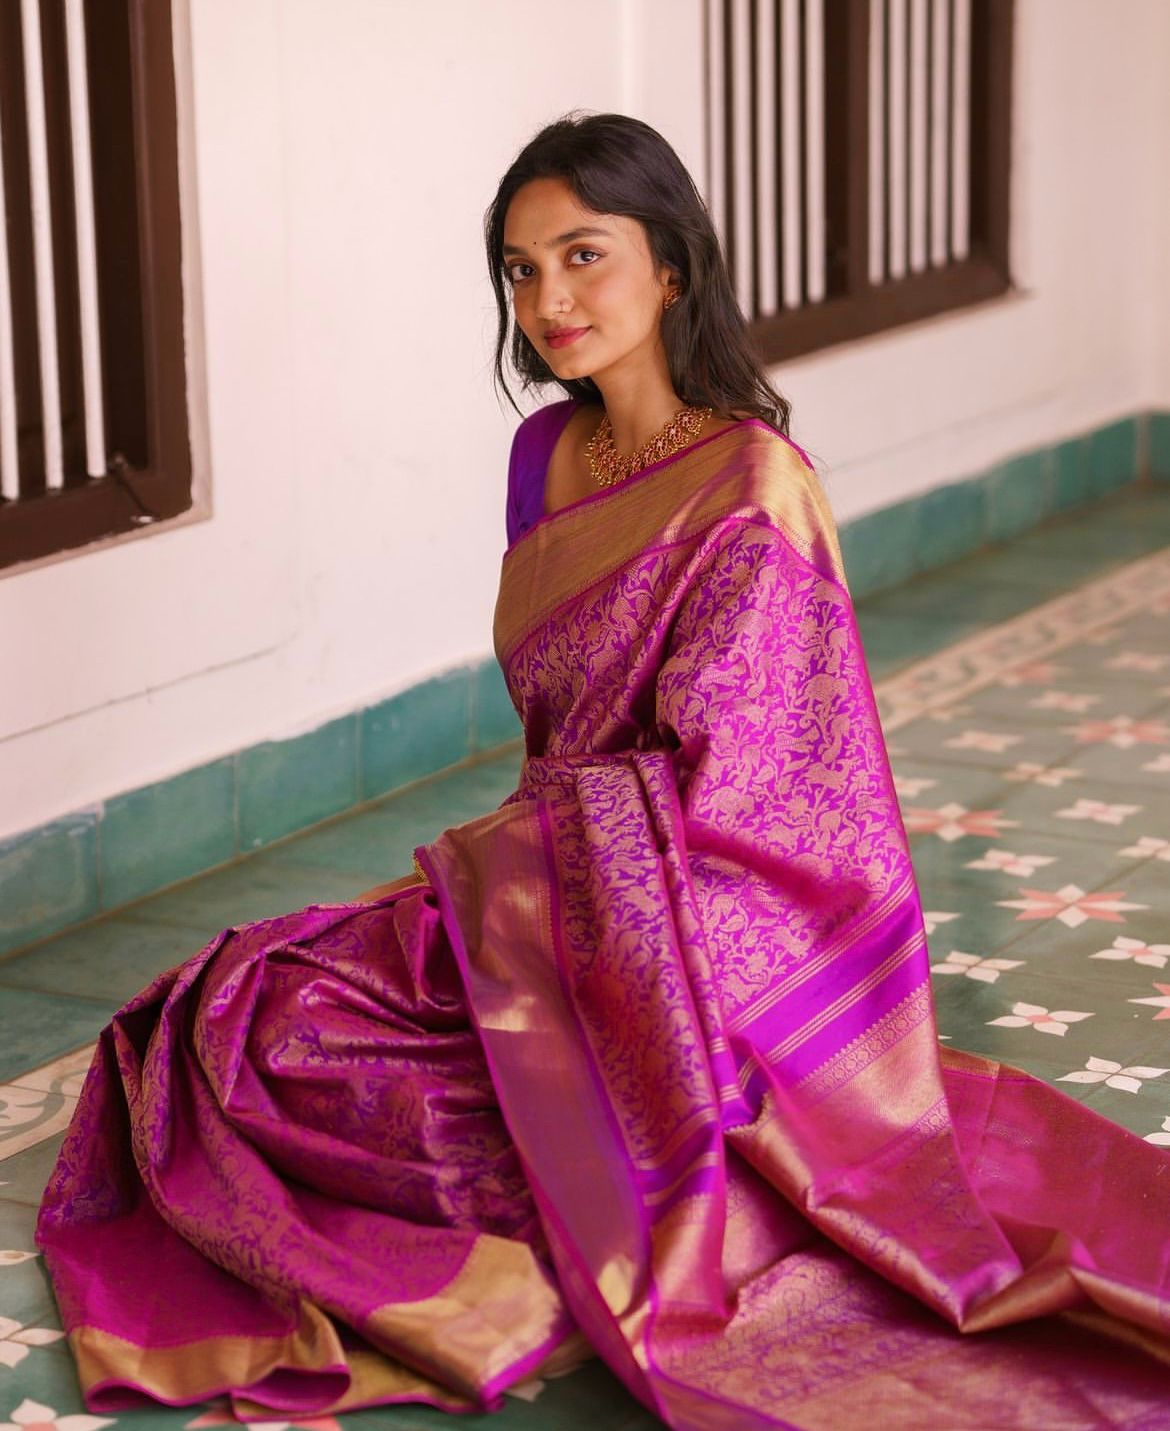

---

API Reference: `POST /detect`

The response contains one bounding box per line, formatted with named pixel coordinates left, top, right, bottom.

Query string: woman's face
left=502, top=176, right=675, bottom=386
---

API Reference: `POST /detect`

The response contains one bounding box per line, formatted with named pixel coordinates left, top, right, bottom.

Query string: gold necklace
left=586, top=404, right=713, bottom=488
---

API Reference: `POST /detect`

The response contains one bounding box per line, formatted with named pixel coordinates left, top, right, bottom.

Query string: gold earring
left=663, top=289, right=680, bottom=310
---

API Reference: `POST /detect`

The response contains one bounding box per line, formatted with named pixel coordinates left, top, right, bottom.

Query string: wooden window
left=704, top=0, right=1014, bottom=362
left=0, top=0, right=189, bottom=573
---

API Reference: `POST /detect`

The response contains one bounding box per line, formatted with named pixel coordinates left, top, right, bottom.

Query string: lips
left=545, top=327, right=590, bottom=350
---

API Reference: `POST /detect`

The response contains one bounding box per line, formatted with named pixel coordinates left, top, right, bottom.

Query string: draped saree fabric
left=36, top=419, right=1170, bottom=1428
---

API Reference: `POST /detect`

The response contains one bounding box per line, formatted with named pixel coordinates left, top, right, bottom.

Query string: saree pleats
left=37, top=419, right=1170, bottom=1427
left=36, top=896, right=572, bottom=1416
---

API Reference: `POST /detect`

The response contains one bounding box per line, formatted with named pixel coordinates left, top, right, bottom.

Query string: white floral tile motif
left=1062, top=715, right=1170, bottom=749
left=923, top=704, right=973, bottom=723
left=999, top=661, right=1069, bottom=688
left=893, top=774, right=938, bottom=799
left=931, top=952, right=1023, bottom=984
left=1054, top=798, right=1142, bottom=825
left=922, top=912, right=961, bottom=937
left=1027, top=691, right=1100, bottom=713
left=942, top=730, right=1023, bottom=754
left=1002, top=762, right=1083, bottom=787
left=987, top=1003, right=1092, bottom=1037
left=1143, top=753, right=1170, bottom=774
left=1059, top=1058, right=1168, bottom=1095
left=964, top=849, right=1056, bottom=877
left=1104, top=651, right=1169, bottom=673
left=0, top=1399, right=113, bottom=1431
left=0, top=1252, right=38, bottom=1269
left=1128, top=985, right=1170, bottom=1020
left=1145, top=1117, right=1170, bottom=1146
left=903, top=804, right=1019, bottom=842
left=1091, top=936, right=1170, bottom=969
left=0, top=1317, right=64, bottom=1370
left=996, top=884, right=1147, bottom=928
left=1118, top=835, right=1170, bottom=862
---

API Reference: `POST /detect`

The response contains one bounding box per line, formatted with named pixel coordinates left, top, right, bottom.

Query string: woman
left=36, top=113, right=1170, bottom=1430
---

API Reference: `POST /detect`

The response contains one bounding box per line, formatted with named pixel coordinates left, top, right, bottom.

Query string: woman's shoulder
left=511, top=396, right=584, bottom=451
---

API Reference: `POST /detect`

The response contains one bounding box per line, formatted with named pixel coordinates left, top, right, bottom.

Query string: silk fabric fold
left=37, top=420, right=1170, bottom=1427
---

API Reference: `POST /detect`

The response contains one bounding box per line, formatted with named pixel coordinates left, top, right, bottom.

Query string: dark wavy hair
left=484, top=111, right=792, bottom=435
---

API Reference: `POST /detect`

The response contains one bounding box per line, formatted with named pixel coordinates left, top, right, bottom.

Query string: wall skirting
left=2, top=407, right=1167, bottom=960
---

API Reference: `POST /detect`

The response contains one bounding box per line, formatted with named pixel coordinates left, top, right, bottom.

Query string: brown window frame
left=0, top=0, right=190, bottom=574
left=706, top=0, right=1015, bottom=365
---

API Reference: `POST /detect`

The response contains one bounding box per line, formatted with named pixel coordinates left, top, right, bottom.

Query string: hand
left=353, top=872, right=425, bottom=903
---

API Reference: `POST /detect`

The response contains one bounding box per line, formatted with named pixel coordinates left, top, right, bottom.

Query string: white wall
left=2, top=0, right=1168, bottom=842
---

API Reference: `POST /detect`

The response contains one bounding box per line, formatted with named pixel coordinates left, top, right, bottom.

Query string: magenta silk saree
left=36, top=421, right=1170, bottom=1428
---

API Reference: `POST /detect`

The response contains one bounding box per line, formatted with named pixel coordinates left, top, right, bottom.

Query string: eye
left=570, top=248, right=602, bottom=266
left=506, top=247, right=600, bottom=283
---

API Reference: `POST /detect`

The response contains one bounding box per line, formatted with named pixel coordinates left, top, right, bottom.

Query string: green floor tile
left=0, top=1134, right=65, bottom=1208
left=0, top=913, right=212, bottom=1006
left=116, top=858, right=377, bottom=937
left=0, top=991, right=107, bottom=1084
left=0, top=1198, right=53, bottom=1326
left=260, top=751, right=524, bottom=880
left=856, top=610, right=986, bottom=679
left=862, top=571, right=1051, bottom=627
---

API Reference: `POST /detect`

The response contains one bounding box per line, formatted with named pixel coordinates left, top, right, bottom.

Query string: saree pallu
left=37, top=420, right=1170, bottom=1428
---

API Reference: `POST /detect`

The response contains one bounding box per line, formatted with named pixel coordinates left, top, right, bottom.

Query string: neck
left=591, top=353, right=688, bottom=455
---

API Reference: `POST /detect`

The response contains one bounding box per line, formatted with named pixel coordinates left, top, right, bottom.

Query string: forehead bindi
left=502, top=224, right=616, bottom=258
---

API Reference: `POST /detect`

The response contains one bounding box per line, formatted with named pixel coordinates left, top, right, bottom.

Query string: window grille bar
left=951, top=0, right=971, bottom=260
left=0, top=92, right=19, bottom=502
left=886, top=0, right=908, bottom=280
left=868, top=0, right=887, bottom=284
left=754, top=0, right=778, bottom=316
left=730, top=0, right=754, bottom=318
left=779, top=0, right=801, bottom=308
left=21, top=0, right=63, bottom=491
left=704, top=0, right=728, bottom=274
left=929, top=0, right=951, bottom=266
left=803, top=0, right=826, bottom=302
left=909, top=0, right=929, bottom=273
left=64, top=0, right=105, bottom=479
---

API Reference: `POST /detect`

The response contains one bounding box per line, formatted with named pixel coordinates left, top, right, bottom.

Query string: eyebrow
left=502, top=226, right=613, bottom=257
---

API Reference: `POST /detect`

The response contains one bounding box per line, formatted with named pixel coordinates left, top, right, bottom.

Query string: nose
left=533, top=270, right=572, bottom=320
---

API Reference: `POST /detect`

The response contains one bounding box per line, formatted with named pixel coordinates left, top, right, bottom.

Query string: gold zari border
left=496, top=424, right=846, bottom=666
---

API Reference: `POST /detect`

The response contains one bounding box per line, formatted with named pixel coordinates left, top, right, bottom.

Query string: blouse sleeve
left=505, top=422, right=525, bottom=549
left=504, top=399, right=582, bottom=549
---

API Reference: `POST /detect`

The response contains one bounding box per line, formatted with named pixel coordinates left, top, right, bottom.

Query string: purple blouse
left=505, top=397, right=583, bottom=549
